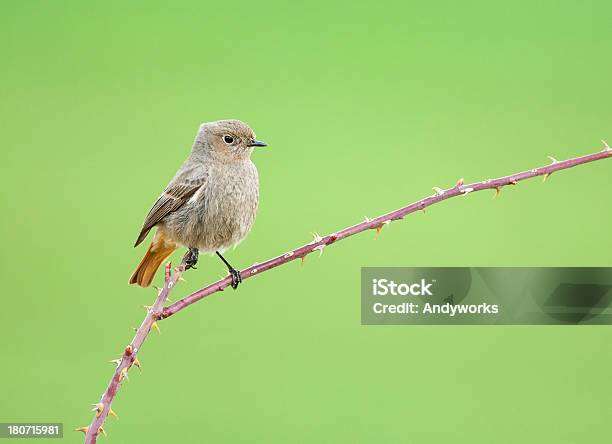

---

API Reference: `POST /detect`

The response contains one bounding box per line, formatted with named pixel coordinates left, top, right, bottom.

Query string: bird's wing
left=134, top=168, right=208, bottom=247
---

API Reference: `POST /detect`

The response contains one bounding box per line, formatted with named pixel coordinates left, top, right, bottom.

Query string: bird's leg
left=215, top=251, right=242, bottom=289
left=183, top=247, right=199, bottom=270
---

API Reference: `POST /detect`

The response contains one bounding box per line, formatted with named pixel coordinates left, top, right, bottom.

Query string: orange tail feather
left=129, top=238, right=176, bottom=287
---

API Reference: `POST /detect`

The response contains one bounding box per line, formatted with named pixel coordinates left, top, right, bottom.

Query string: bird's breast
left=172, top=161, right=259, bottom=251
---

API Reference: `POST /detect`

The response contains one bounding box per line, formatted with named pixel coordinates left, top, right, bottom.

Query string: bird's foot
left=184, top=248, right=199, bottom=270
left=215, top=251, right=242, bottom=289
left=229, top=268, right=242, bottom=290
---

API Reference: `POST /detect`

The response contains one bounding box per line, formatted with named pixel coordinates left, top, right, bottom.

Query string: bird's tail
left=129, top=235, right=177, bottom=287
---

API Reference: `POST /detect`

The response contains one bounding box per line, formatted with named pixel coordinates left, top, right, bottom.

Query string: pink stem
left=162, top=148, right=612, bottom=318
left=84, top=262, right=186, bottom=443
left=83, top=146, right=612, bottom=442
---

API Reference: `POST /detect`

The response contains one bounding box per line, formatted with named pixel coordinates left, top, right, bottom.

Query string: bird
left=129, top=119, right=267, bottom=288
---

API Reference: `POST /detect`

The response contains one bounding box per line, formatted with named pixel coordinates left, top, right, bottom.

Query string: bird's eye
left=223, top=135, right=234, bottom=145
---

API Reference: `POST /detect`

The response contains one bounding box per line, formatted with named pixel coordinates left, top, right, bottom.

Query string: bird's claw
left=184, top=248, right=199, bottom=270
left=229, top=268, right=242, bottom=290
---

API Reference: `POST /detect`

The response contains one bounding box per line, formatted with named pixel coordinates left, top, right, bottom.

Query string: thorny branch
left=80, top=144, right=612, bottom=443
left=81, top=262, right=186, bottom=443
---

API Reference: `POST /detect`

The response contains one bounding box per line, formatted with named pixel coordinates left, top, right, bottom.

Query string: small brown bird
left=129, top=119, right=266, bottom=288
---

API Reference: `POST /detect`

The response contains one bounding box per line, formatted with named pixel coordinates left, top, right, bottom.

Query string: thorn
left=250, top=268, right=258, bottom=274
left=509, top=180, right=518, bottom=185
left=373, top=220, right=391, bottom=239
left=178, top=276, right=187, bottom=282
left=311, top=232, right=323, bottom=243
left=119, top=367, right=128, bottom=382
left=312, top=245, right=325, bottom=256
left=143, top=305, right=153, bottom=311
left=300, top=255, right=306, bottom=266
left=542, top=172, right=551, bottom=182
left=374, top=225, right=383, bottom=240
left=283, top=251, right=294, bottom=259
left=602, top=140, right=611, bottom=151
left=364, top=216, right=371, bottom=223
left=460, top=187, right=474, bottom=195
left=494, top=186, right=502, bottom=198
left=456, top=178, right=464, bottom=187
left=91, top=402, right=104, bottom=417
left=74, top=426, right=89, bottom=434
left=109, top=358, right=122, bottom=367
left=432, top=187, right=445, bottom=196
left=152, top=322, right=161, bottom=334
left=547, top=155, right=558, bottom=164
left=108, top=408, right=118, bottom=419
left=133, top=357, right=142, bottom=372
left=125, top=345, right=133, bottom=356
left=98, top=426, right=107, bottom=437
left=132, top=327, right=138, bottom=332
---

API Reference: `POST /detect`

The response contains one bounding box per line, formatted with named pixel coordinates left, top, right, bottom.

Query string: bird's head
left=193, top=119, right=266, bottom=161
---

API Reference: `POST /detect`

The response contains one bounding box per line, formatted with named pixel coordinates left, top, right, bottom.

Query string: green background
left=1, top=1, right=611, bottom=442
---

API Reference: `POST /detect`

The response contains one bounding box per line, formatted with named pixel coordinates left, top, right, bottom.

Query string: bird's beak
left=248, top=139, right=267, bottom=147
